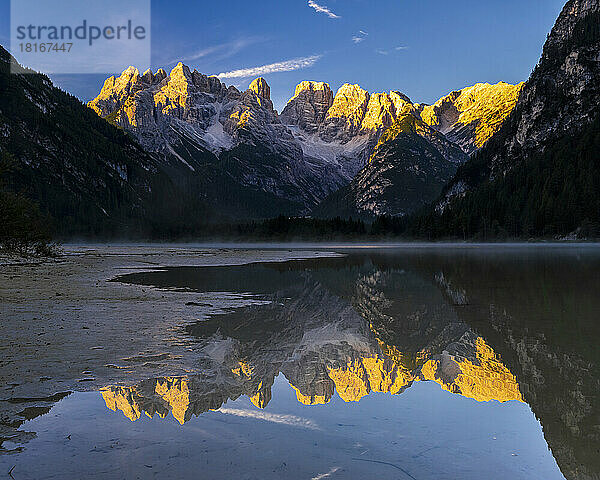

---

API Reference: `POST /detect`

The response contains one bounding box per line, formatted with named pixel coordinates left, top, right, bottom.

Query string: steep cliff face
left=280, top=81, right=334, bottom=133
left=320, top=84, right=371, bottom=141
left=281, top=83, right=417, bottom=180
left=510, top=0, right=599, bottom=161
left=424, top=0, right=600, bottom=238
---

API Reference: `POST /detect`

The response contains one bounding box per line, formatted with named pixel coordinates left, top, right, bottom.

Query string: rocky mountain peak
left=281, top=82, right=419, bottom=144
left=327, top=83, right=370, bottom=120
left=168, top=62, right=193, bottom=89
left=155, top=68, right=167, bottom=81
left=390, top=91, right=412, bottom=105
left=89, top=66, right=142, bottom=117
left=141, top=68, right=153, bottom=83
left=247, top=77, right=274, bottom=111
left=139, top=68, right=168, bottom=86
left=115, top=66, right=140, bottom=90
left=280, top=81, right=334, bottom=133
left=249, top=77, right=271, bottom=100
left=504, top=0, right=599, bottom=164
left=543, top=0, right=599, bottom=57
left=361, top=92, right=398, bottom=133
left=319, top=83, right=370, bottom=141
left=292, top=81, right=333, bottom=100
left=418, top=81, right=524, bottom=154
left=121, top=65, right=140, bottom=77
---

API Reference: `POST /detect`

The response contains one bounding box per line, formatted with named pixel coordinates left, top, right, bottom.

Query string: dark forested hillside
left=410, top=115, right=600, bottom=239
left=0, top=45, right=182, bottom=237
left=409, top=0, right=600, bottom=240
left=313, top=113, right=467, bottom=220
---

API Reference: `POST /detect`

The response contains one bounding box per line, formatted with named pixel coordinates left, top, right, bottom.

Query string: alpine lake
left=0, top=245, right=598, bottom=480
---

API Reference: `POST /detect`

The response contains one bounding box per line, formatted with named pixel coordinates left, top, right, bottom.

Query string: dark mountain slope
left=411, top=0, right=600, bottom=239
left=313, top=113, right=467, bottom=220
left=0, top=46, right=179, bottom=236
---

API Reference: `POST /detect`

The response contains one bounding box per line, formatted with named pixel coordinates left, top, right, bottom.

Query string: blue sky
left=0, top=0, right=565, bottom=111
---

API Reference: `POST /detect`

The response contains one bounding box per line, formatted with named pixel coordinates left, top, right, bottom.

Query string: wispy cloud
left=217, top=408, right=320, bottom=430
left=376, top=46, right=409, bottom=55
left=308, top=0, right=340, bottom=19
left=164, top=37, right=262, bottom=66
left=312, top=468, right=341, bottom=480
left=352, top=31, right=368, bottom=44
left=216, top=54, right=322, bottom=79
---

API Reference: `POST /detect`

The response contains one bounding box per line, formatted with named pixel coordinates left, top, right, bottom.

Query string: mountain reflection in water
left=111, top=249, right=600, bottom=480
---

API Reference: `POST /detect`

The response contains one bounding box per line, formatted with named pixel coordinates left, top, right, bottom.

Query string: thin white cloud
left=178, top=45, right=226, bottom=62
left=165, top=38, right=261, bottom=66
left=308, top=0, right=340, bottom=19
left=352, top=31, right=368, bottom=44
left=217, top=408, right=320, bottom=430
left=216, top=54, right=322, bottom=79
left=376, top=46, right=409, bottom=55
left=312, top=467, right=341, bottom=480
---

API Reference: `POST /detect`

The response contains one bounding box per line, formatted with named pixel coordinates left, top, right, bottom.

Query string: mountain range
left=0, top=0, right=598, bottom=239
left=88, top=66, right=522, bottom=221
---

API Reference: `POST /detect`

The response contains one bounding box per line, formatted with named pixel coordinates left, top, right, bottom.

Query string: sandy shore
left=0, top=245, right=339, bottom=450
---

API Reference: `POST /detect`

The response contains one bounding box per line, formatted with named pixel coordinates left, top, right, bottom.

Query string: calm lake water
left=1, top=246, right=599, bottom=479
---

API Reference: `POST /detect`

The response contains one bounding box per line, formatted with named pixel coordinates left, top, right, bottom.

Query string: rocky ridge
left=281, top=82, right=416, bottom=179
left=282, top=81, right=520, bottom=218
left=439, top=0, right=600, bottom=202
left=90, top=65, right=349, bottom=213
left=417, top=82, right=524, bottom=155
